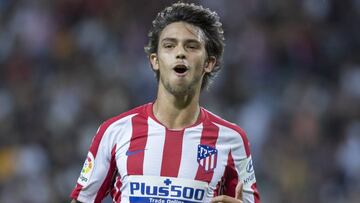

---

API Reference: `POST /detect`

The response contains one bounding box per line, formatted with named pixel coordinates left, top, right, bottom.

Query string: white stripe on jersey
left=115, top=114, right=137, bottom=180
left=177, top=124, right=203, bottom=179
left=210, top=154, right=215, bottom=169
left=143, top=117, right=166, bottom=176
left=205, top=156, right=210, bottom=170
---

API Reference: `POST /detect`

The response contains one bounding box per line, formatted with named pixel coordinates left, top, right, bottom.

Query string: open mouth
left=173, top=64, right=188, bottom=74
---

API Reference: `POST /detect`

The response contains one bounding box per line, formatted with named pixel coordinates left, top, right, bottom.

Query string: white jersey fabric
left=71, top=103, right=260, bottom=203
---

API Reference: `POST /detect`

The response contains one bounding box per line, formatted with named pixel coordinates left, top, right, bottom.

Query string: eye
left=163, top=43, right=175, bottom=49
left=186, top=43, right=200, bottom=50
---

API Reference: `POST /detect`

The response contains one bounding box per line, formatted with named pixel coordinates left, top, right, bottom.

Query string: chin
left=166, top=84, right=194, bottom=96
left=161, top=76, right=200, bottom=96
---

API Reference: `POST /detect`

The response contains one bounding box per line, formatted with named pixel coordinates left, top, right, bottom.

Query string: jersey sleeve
left=224, top=129, right=260, bottom=203
left=70, top=121, right=118, bottom=203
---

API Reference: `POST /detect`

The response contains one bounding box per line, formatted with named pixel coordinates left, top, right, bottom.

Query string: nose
left=176, top=46, right=186, bottom=59
left=176, top=53, right=186, bottom=59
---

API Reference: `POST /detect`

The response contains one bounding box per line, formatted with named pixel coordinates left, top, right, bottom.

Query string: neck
left=153, top=84, right=201, bottom=130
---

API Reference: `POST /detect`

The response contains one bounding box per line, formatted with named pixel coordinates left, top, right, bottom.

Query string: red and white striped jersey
left=70, top=103, right=260, bottom=203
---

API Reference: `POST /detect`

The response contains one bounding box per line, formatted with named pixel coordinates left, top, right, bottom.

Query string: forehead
left=159, top=21, right=206, bottom=43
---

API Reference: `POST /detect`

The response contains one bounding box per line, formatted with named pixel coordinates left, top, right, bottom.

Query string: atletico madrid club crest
left=197, top=144, right=218, bottom=172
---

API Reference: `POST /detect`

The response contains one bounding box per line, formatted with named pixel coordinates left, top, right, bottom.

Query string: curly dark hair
left=144, top=2, right=225, bottom=90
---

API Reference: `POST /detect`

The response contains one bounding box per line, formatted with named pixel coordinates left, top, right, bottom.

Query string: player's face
left=150, top=22, right=215, bottom=96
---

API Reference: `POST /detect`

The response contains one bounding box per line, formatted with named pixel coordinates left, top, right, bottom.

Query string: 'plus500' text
left=130, top=182, right=205, bottom=201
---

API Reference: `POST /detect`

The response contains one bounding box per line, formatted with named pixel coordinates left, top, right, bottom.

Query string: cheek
left=157, top=52, right=172, bottom=66
left=195, top=55, right=208, bottom=70
left=158, top=58, right=169, bottom=71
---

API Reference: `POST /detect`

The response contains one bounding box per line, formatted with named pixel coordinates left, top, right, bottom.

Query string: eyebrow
left=161, top=38, right=202, bottom=44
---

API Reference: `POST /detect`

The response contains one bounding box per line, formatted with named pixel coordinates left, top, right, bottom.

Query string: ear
left=204, top=56, right=216, bottom=73
left=149, top=53, right=159, bottom=71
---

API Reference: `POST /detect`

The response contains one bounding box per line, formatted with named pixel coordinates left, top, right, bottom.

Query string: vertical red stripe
left=251, top=183, right=261, bottom=203
left=213, top=176, right=225, bottom=196
left=94, top=145, right=118, bottom=202
left=223, top=151, right=238, bottom=197
left=115, top=176, right=123, bottom=203
left=160, top=129, right=185, bottom=177
left=110, top=175, right=122, bottom=203
left=70, top=183, right=83, bottom=199
left=127, top=114, right=148, bottom=175
left=194, top=122, right=219, bottom=183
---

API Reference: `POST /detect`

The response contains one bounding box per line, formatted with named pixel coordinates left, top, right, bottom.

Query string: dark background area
left=0, top=0, right=359, bottom=202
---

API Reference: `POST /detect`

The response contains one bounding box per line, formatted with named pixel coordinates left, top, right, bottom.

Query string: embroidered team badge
left=197, top=144, right=218, bottom=172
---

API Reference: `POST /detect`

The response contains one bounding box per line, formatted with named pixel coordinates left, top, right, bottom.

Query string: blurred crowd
left=0, top=0, right=359, bottom=202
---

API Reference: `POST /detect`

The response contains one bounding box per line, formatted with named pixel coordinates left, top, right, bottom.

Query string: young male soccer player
left=71, top=2, right=260, bottom=203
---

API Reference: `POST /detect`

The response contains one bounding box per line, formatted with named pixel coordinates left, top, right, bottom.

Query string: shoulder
left=203, top=108, right=246, bottom=136
left=88, top=103, right=150, bottom=155
left=100, top=103, right=150, bottom=131
left=202, top=108, right=251, bottom=156
left=92, top=103, right=148, bottom=141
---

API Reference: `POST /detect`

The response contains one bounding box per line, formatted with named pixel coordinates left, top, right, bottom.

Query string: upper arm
left=225, top=129, right=260, bottom=202
left=70, top=122, right=118, bottom=202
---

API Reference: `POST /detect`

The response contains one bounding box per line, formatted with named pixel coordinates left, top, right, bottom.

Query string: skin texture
left=71, top=21, right=243, bottom=203
left=150, top=21, right=216, bottom=130
left=153, top=22, right=208, bottom=97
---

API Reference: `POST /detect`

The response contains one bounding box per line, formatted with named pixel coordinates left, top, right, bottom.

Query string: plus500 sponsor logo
left=130, top=182, right=205, bottom=201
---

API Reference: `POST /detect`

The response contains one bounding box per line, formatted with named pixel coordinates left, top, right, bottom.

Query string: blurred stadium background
left=0, top=0, right=359, bottom=202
